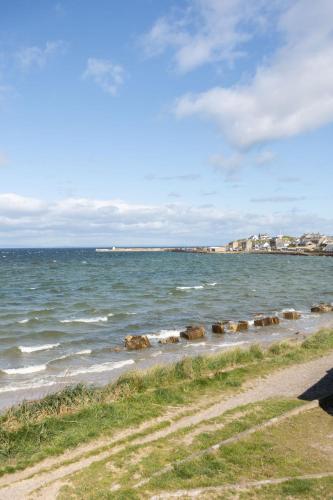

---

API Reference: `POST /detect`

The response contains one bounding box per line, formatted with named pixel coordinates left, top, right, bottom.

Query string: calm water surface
left=0, top=249, right=332, bottom=409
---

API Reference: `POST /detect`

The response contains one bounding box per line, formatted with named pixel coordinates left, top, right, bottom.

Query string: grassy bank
left=1, top=328, right=333, bottom=476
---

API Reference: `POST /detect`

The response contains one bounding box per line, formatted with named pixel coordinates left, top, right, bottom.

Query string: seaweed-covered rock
left=180, top=325, right=206, bottom=340
left=125, top=335, right=151, bottom=350
left=237, top=320, right=249, bottom=331
left=212, top=322, right=225, bottom=334
left=254, top=316, right=280, bottom=327
left=283, top=311, right=301, bottom=320
left=311, top=304, right=332, bottom=313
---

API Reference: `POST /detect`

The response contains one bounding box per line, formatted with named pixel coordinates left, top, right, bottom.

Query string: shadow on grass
left=299, top=368, right=333, bottom=416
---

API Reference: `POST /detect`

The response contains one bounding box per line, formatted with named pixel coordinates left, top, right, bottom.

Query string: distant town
left=96, top=233, right=333, bottom=255
left=176, top=232, right=333, bottom=255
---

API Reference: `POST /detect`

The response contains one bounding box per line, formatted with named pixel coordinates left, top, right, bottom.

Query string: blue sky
left=0, top=0, right=332, bottom=246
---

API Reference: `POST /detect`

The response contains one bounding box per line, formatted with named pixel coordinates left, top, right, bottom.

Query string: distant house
left=270, top=237, right=285, bottom=250
left=299, top=233, right=323, bottom=246
left=324, top=243, right=333, bottom=253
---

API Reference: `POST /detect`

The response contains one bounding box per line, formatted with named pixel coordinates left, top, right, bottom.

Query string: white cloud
left=83, top=58, right=124, bottom=95
left=16, top=41, right=66, bottom=70
left=174, top=0, right=333, bottom=147
left=0, top=193, right=331, bottom=247
left=141, top=0, right=273, bottom=73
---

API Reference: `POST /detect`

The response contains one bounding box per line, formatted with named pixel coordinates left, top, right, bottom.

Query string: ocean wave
left=60, top=316, right=108, bottom=324
left=65, top=359, right=134, bottom=376
left=184, top=342, right=206, bottom=348
left=151, top=350, right=163, bottom=357
left=0, top=380, right=56, bottom=394
left=50, top=350, right=92, bottom=362
left=147, top=329, right=181, bottom=340
left=1, top=364, right=47, bottom=375
left=176, top=286, right=204, bottom=290
left=207, top=282, right=218, bottom=286
left=18, top=343, right=60, bottom=353
left=18, top=317, right=39, bottom=324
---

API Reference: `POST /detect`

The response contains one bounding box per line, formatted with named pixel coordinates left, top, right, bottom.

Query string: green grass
left=1, top=328, right=333, bottom=476
left=56, top=398, right=306, bottom=499
left=145, top=406, right=333, bottom=494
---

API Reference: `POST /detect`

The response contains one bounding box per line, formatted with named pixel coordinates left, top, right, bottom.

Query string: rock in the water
left=180, top=325, right=206, bottom=340
left=311, top=303, right=332, bottom=313
left=237, top=320, right=249, bottom=331
left=283, top=311, right=301, bottom=320
left=224, top=321, right=238, bottom=333
left=125, top=335, right=151, bottom=350
left=254, top=316, right=280, bottom=327
left=158, top=336, right=180, bottom=344
left=212, top=322, right=224, bottom=334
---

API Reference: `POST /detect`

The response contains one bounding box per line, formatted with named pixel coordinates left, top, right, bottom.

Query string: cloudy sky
left=0, top=0, right=332, bottom=247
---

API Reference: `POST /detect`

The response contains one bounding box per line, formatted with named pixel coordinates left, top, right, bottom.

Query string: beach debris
left=124, top=335, right=151, bottom=350
left=212, top=322, right=225, bottom=334
left=180, top=325, right=206, bottom=340
left=158, top=336, right=180, bottom=344
left=311, top=303, right=333, bottom=313
left=283, top=311, right=301, bottom=320
left=254, top=316, right=280, bottom=327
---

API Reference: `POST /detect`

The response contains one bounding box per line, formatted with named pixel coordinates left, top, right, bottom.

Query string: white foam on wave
left=176, top=286, right=204, bottom=290
left=147, top=329, right=181, bottom=340
left=151, top=350, right=163, bottom=357
left=207, top=282, right=217, bottom=286
left=0, top=381, right=56, bottom=394
left=18, top=317, right=39, bottom=324
left=50, top=349, right=92, bottom=362
left=18, top=343, right=59, bottom=353
left=65, top=359, right=134, bottom=376
left=1, top=364, right=47, bottom=375
left=60, top=316, right=108, bottom=324
left=218, top=341, right=249, bottom=347
left=184, top=342, right=206, bottom=348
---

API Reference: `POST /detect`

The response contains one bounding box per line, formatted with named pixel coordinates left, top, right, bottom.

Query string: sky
left=0, top=0, right=332, bottom=247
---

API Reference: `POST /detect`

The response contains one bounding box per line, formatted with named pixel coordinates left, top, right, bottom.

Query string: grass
left=1, top=328, right=333, bottom=476
left=143, top=405, right=333, bottom=495
left=56, top=400, right=333, bottom=499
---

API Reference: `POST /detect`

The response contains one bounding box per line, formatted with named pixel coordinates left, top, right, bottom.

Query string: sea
left=0, top=248, right=332, bottom=411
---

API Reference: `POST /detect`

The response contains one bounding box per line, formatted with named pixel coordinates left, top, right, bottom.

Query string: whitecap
left=50, top=349, right=92, bottom=362
left=1, top=364, right=47, bottom=375
left=0, top=381, right=56, bottom=394
left=184, top=342, right=206, bottom=348
left=18, top=317, right=39, bottom=324
left=147, top=329, right=181, bottom=340
left=65, top=359, right=134, bottom=376
left=18, top=343, right=59, bottom=353
left=176, top=286, right=204, bottom=290
left=207, top=282, right=217, bottom=286
left=60, top=316, right=108, bottom=324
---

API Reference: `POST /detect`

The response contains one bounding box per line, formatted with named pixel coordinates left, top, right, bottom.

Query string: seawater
left=0, top=249, right=332, bottom=410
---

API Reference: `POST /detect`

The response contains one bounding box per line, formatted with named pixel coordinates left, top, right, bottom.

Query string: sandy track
left=151, top=472, right=333, bottom=498
left=1, top=352, right=333, bottom=499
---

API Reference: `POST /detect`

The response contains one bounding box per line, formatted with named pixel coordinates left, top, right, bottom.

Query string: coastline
left=1, top=309, right=333, bottom=414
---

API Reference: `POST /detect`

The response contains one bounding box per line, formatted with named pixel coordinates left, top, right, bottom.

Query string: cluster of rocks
left=311, top=303, right=333, bottom=313
left=123, top=301, right=332, bottom=350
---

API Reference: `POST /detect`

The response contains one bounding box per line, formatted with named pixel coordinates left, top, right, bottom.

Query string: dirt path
left=1, top=352, right=333, bottom=499
left=150, top=472, right=333, bottom=498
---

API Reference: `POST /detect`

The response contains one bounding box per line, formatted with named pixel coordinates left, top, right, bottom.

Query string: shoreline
left=96, top=247, right=333, bottom=256
left=1, top=310, right=333, bottom=414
